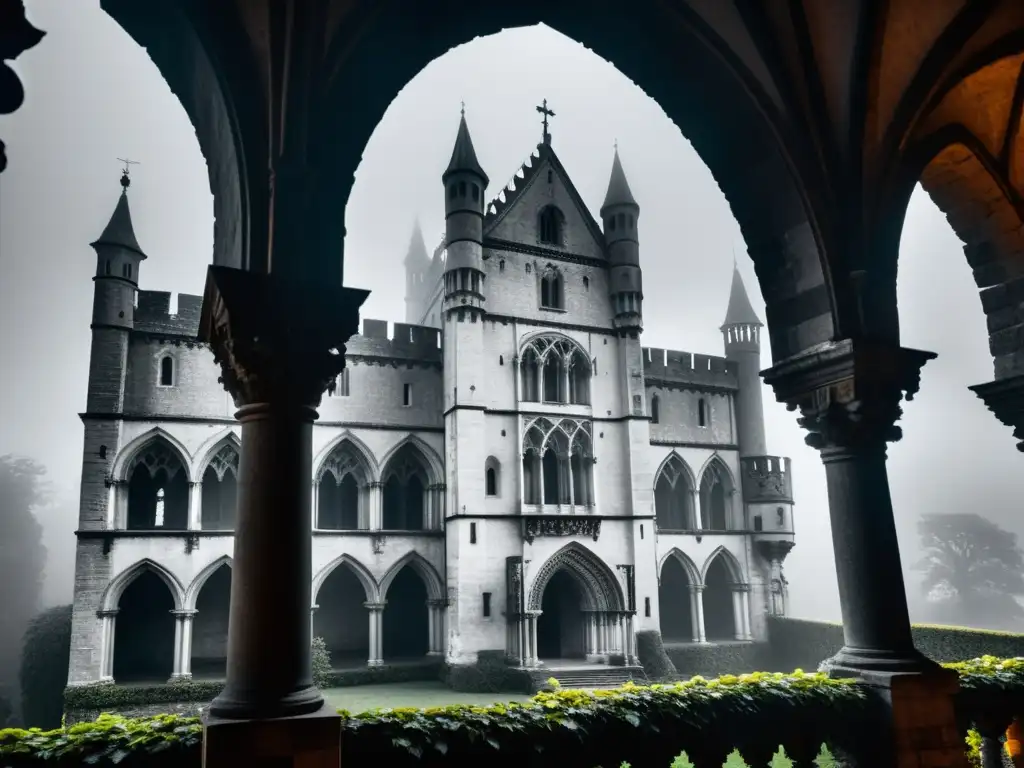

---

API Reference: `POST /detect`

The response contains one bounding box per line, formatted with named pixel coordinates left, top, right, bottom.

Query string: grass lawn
left=322, top=680, right=533, bottom=712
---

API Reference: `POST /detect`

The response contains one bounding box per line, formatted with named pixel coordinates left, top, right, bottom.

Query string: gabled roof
left=91, top=179, right=147, bottom=259
left=601, top=149, right=637, bottom=212
left=443, top=114, right=489, bottom=186
left=721, top=264, right=762, bottom=328
left=482, top=141, right=605, bottom=246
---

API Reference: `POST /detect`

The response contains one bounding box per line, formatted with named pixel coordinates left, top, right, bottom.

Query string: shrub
left=635, top=629, right=677, bottom=681
left=443, top=650, right=533, bottom=694
left=311, top=637, right=332, bottom=690
left=19, top=605, right=72, bottom=730
left=63, top=680, right=224, bottom=711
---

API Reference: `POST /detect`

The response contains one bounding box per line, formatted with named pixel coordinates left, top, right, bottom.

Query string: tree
left=915, top=513, right=1024, bottom=630
left=0, top=455, right=48, bottom=721
left=19, top=604, right=72, bottom=729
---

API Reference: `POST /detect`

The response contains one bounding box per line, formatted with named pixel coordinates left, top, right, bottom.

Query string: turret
left=600, top=148, right=642, bottom=333
left=404, top=220, right=430, bottom=323
left=441, top=110, right=488, bottom=319
left=721, top=264, right=766, bottom=456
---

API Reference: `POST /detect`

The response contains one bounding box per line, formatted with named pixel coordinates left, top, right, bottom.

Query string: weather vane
left=536, top=99, right=555, bottom=145
left=117, top=157, right=140, bottom=188
left=460, top=100, right=465, bottom=117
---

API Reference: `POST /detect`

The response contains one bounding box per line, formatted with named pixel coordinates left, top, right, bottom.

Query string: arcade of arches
left=15, top=1, right=1024, bottom=761
left=657, top=552, right=752, bottom=644
left=104, top=557, right=445, bottom=683
left=112, top=435, right=444, bottom=533
left=654, top=455, right=736, bottom=532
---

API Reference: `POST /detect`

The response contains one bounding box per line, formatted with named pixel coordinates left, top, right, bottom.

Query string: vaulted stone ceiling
left=7, top=0, right=1024, bottom=370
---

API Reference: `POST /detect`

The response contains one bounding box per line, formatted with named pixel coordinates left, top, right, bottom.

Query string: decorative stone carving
left=761, top=339, right=935, bottom=455
left=506, top=556, right=524, bottom=618
left=185, top=533, right=201, bottom=555
left=740, top=456, right=793, bottom=503
left=198, top=266, right=368, bottom=408
left=526, top=543, right=623, bottom=612
left=371, top=534, right=386, bottom=554
left=616, top=564, right=636, bottom=613
left=522, top=516, right=600, bottom=544
left=970, top=374, right=1024, bottom=452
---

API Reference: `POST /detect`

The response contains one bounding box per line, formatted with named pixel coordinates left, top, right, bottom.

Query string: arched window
left=699, top=459, right=733, bottom=531
left=485, top=457, right=500, bottom=497
left=650, top=394, right=660, bottom=424
left=522, top=418, right=594, bottom=509
left=519, top=335, right=591, bottom=405
left=334, top=368, right=350, bottom=397
left=697, top=397, right=707, bottom=427
left=654, top=454, right=695, bottom=530
left=540, top=267, right=564, bottom=310
left=159, top=356, right=174, bottom=387
left=538, top=206, right=563, bottom=246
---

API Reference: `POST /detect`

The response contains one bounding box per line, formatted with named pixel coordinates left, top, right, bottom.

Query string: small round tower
left=600, top=148, right=642, bottom=334
left=721, top=264, right=766, bottom=456
left=90, top=170, right=146, bottom=331
left=441, top=109, right=488, bottom=319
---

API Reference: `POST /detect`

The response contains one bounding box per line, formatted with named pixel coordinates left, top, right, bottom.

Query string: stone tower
left=721, top=265, right=767, bottom=456
left=403, top=220, right=430, bottom=324
left=601, top=148, right=643, bottom=333
left=440, top=111, right=490, bottom=662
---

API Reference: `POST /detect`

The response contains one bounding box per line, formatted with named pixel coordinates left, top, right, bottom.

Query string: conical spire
left=601, top=148, right=637, bottom=212
left=722, top=264, right=762, bottom=328
left=91, top=171, right=146, bottom=259
left=404, top=220, right=429, bottom=264
left=443, top=113, right=489, bottom=186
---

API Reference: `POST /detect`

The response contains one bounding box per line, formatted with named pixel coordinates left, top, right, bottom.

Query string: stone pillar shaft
left=188, top=482, right=203, bottom=530
left=365, top=602, right=385, bottom=666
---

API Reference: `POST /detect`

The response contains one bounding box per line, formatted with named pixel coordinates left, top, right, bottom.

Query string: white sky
left=2, top=1, right=1022, bottom=615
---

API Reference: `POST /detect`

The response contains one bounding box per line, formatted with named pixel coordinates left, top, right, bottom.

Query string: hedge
left=765, top=616, right=1024, bottom=671
left=19, top=606, right=72, bottom=731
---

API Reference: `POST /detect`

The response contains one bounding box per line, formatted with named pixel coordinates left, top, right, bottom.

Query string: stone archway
left=191, top=563, right=231, bottom=679
left=537, top=569, right=588, bottom=661
left=112, top=569, right=177, bottom=683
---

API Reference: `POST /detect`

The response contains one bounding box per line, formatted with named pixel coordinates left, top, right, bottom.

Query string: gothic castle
left=68, top=113, right=796, bottom=689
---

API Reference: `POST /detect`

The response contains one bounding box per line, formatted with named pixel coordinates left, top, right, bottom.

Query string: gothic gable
left=484, top=145, right=606, bottom=261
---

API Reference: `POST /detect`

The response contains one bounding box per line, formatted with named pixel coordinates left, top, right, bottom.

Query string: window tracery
left=518, top=334, right=591, bottom=405
left=539, top=265, right=564, bottom=310
left=201, top=441, right=239, bottom=530
left=124, top=439, right=189, bottom=530
left=654, top=453, right=695, bottom=531
left=699, top=458, right=733, bottom=531
left=521, top=417, right=594, bottom=508
left=317, top=440, right=372, bottom=530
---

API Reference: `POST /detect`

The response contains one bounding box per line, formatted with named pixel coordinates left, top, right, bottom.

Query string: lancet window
left=521, top=417, right=594, bottom=508
left=699, top=459, right=734, bottom=531
left=317, top=440, right=372, bottom=530
left=124, top=440, right=189, bottom=530
left=518, top=335, right=591, bottom=405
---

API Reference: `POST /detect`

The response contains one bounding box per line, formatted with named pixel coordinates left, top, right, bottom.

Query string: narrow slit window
left=159, top=356, right=174, bottom=387
left=697, top=398, right=707, bottom=427
left=470, top=522, right=477, bottom=544
left=482, top=592, right=492, bottom=617
left=403, top=383, right=412, bottom=407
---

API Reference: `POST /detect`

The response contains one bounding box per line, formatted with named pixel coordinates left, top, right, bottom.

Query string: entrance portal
left=537, top=569, right=586, bottom=660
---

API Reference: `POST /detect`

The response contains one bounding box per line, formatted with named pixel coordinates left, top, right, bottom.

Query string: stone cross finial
left=536, top=99, right=555, bottom=144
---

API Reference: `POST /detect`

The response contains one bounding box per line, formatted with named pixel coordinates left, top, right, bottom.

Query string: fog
left=2, top=1, right=1022, bottom=625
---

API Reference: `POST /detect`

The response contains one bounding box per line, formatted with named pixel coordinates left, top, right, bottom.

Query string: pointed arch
left=113, top=427, right=194, bottom=483
left=184, top=555, right=234, bottom=610
left=696, top=453, right=736, bottom=491
left=698, top=453, right=736, bottom=531
left=379, top=551, right=444, bottom=601
left=700, top=545, right=744, bottom=584
left=313, top=430, right=380, bottom=483
left=102, top=558, right=185, bottom=611
left=194, top=429, right=241, bottom=478
left=312, top=553, right=379, bottom=603
left=527, top=541, right=624, bottom=612
left=379, top=434, right=443, bottom=486
left=659, top=548, right=701, bottom=586
left=654, top=451, right=697, bottom=491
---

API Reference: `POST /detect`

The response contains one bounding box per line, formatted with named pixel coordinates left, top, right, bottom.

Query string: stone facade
left=68, top=127, right=797, bottom=688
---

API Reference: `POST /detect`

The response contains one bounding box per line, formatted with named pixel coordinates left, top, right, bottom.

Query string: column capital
left=96, top=608, right=119, bottom=618
left=198, top=266, right=369, bottom=409
left=171, top=609, right=198, bottom=618
left=363, top=601, right=387, bottom=612
left=427, top=598, right=449, bottom=608
left=970, top=373, right=1024, bottom=451
left=310, top=604, right=319, bottom=614
left=762, top=339, right=935, bottom=455
left=687, top=584, right=705, bottom=594
left=729, top=582, right=752, bottom=593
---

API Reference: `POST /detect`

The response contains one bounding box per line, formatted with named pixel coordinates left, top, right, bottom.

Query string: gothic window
left=538, top=206, right=563, bottom=246
left=518, top=334, right=591, bottom=405
left=697, top=397, right=707, bottom=427
left=650, top=394, right=660, bottom=424
left=471, top=183, right=480, bottom=201
left=654, top=454, right=695, bottom=530
left=124, top=438, right=189, bottom=530
left=521, top=418, right=594, bottom=508
left=317, top=438, right=372, bottom=530
left=334, top=368, right=350, bottom=397
left=159, top=356, right=174, bottom=387
left=699, top=458, right=733, bottom=531
left=539, top=266, right=564, bottom=310
left=485, top=457, right=500, bottom=497
left=381, top=443, right=432, bottom=530
left=403, top=383, right=413, bottom=407
left=201, top=441, right=239, bottom=530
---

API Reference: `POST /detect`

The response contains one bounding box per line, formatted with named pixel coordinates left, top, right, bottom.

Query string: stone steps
left=529, top=666, right=647, bottom=691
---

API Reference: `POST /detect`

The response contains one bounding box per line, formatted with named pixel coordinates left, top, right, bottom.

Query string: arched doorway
left=382, top=566, right=429, bottom=659
left=659, top=556, right=694, bottom=642
left=314, top=564, right=370, bottom=667
left=537, top=569, right=586, bottom=660
left=702, top=556, right=736, bottom=641
left=112, top=570, right=175, bottom=682
left=191, top=564, right=231, bottom=679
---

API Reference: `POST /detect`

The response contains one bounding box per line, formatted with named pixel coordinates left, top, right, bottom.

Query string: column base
left=207, top=683, right=324, bottom=720
left=169, top=673, right=193, bottom=682
left=203, top=701, right=341, bottom=768
left=367, top=659, right=384, bottom=668
left=819, top=646, right=943, bottom=679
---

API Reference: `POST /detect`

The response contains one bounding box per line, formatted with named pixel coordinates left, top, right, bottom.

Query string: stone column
left=426, top=598, right=447, bottom=655
left=763, top=339, right=967, bottom=767
left=198, top=266, right=367, bottom=724
left=691, top=490, right=702, bottom=530
left=524, top=611, right=541, bottom=666
left=309, top=605, right=318, bottom=640
left=368, top=482, right=383, bottom=530
left=188, top=482, right=203, bottom=530
left=310, top=480, right=319, bottom=530
left=688, top=585, right=707, bottom=643
left=97, top=608, right=118, bottom=681
left=365, top=602, right=385, bottom=666
left=730, top=588, right=746, bottom=641
left=170, top=609, right=197, bottom=680
left=740, top=588, right=752, bottom=640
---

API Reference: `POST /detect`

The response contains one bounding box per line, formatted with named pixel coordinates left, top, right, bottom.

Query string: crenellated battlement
left=346, top=319, right=442, bottom=364
left=134, top=291, right=204, bottom=336
left=642, top=347, right=738, bottom=390
left=740, top=455, right=794, bottom=504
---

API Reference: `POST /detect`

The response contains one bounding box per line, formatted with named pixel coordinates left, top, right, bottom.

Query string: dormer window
left=538, top=206, right=563, bottom=246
